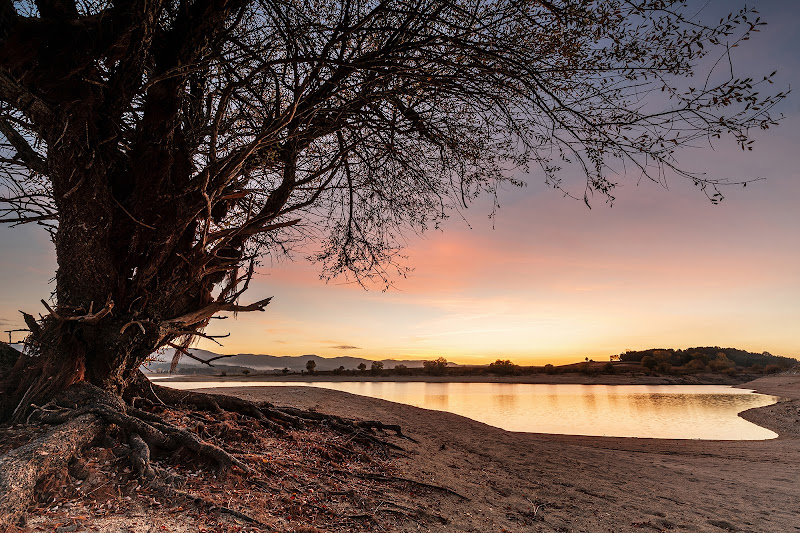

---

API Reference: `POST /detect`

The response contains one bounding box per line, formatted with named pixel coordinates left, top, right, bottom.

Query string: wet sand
left=199, top=375, right=800, bottom=532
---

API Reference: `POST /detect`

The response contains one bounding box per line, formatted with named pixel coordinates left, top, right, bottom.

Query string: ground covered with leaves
left=1, top=401, right=458, bottom=532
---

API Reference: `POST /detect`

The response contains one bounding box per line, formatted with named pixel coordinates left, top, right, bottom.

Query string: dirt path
left=204, top=375, right=800, bottom=532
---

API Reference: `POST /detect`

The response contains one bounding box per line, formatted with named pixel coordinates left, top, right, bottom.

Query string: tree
left=488, top=359, right=518, bottom=375
left=423, top=357, right=449, bottom=376
left=306, top=360, right=317, bottom=374
left=370, top=360, right=384, bottom=375
left=357, top=363, right=367, bottom=373
left=708, top=352, right=734, bottom=372
left=641, top=355, right=658, bottom=371
left=0, top=0, right=784, bottom=524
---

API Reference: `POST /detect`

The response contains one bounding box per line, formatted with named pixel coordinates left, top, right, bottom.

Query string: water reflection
left=544, top=384, right=560, bottom=409
left=422, top=382, right=449, bottom=409
left=158, top=380, right=780, bottom=440
left=492, top=394, right=517, bottom=411
left=581, top=386, right=598, bottom=412
left=423, top=395, right=449, bottom=409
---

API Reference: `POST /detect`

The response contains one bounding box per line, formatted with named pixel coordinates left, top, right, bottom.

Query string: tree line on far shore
left=303, top=357, right=453, bottom=376
left=290, top=347, right=796, bottom=378
left=613, top=347, right=796, bottom=376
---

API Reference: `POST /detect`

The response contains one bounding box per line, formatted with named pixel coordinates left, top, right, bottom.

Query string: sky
left=1, top=0, right=799, bottom=365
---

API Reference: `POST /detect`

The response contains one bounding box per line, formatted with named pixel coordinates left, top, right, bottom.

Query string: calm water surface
left=158, top=381, right=780, bottom=440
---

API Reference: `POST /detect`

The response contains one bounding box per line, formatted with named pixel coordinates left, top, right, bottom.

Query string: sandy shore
left=196, top=375, right=800, bottom=532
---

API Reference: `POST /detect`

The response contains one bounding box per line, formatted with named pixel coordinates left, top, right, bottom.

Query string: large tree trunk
left=0, top=141, right=220, bottom=422
left=0, top=96, right=160, bottom=421
left=0, top=2, right=265, bottom=427
left=0, top=315, right=161, bottom=423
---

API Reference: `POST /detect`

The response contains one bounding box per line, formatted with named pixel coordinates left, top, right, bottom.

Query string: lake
left=156, top=380, right=780, bottom=440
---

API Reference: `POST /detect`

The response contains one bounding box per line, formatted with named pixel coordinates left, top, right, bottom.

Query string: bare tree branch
left=0, top=118, right=46, bottom=173
left=0, top=0, right=784, bottom=387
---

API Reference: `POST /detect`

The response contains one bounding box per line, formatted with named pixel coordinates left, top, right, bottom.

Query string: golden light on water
left=161, top=381, right=780, bottom=440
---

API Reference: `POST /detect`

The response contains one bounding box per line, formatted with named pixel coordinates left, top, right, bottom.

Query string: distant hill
left=145, top=348, right=452, bottom=374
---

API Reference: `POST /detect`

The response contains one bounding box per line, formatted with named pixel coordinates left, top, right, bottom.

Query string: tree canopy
left=0, top=0, right=785, bottom=402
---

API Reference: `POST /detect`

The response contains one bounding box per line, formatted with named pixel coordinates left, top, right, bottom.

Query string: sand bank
left=197, top=375, right=800, bottom=532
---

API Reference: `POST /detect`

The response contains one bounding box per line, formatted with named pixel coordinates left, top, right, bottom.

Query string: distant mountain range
left=145, top=348, right=445, bottom=374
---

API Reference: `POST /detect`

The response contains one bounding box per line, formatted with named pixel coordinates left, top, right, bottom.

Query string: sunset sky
left=1, top=0, right=798, bottom=365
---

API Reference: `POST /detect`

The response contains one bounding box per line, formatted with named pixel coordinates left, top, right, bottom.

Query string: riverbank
left=198, top=375, right=800, bottom=532
left=25, top=374, right=800, bottom=532
left=155, top=370, right=761, bottom=386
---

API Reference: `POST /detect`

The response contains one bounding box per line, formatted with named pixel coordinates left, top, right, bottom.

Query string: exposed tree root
left=29, top=382, right=250, bottom=476
left=129, top=372, right=412, bottom=450
left=357, top=420, right=419, bottom=443
left=0, top=414, right=104, bottom=527
left=127, top=432, right=156, bottom=481
left=351, top=472, right=470, bottom=501
left=0, top=380, right=249, bottom=528
left=1, top=376, right=457, bottom=530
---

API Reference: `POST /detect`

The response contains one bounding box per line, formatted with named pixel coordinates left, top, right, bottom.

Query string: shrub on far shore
left=488, top=359, right=519, bottom=375
left=640, top=356, right=657, bottom=371
left=423, top=357, right=448, bottom=375
left=393, top=364, right=409, bottom=375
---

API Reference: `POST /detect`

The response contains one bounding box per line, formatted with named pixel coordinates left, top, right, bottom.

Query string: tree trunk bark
left=0, top=313, right=161, bottom=423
